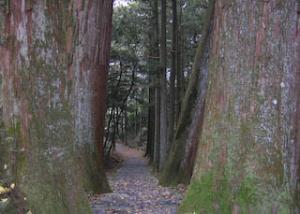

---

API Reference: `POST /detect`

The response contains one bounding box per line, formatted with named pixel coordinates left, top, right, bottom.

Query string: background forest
left=0, top=0, right=299, bottom=213
left=105, top=0, right=206, bottom=158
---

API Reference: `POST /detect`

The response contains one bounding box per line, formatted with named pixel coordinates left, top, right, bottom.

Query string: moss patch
left=178, top=171, right=258, bottom=214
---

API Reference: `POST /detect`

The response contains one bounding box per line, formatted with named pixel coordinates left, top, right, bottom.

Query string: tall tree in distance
left=168, top=0, right=178, bottom=149
left=175, top=0, right=184, bottom=123
left=152, top=0, right=161, bottom=171
left=146, top=0, right=157, bottom=161
left=160, top=0, right=215, bottom=185
left=159, top=0, right=168, bottom=170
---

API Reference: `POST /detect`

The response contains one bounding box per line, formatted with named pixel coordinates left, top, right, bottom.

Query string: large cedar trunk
left=73, top=0, right=112, bottom=193
left=0, top=0, right=112, bottom=212
left=180, top=0, right=300, bottom=213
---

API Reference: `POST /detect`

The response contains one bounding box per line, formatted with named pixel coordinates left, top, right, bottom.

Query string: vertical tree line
left=106, top=0, right=206, bottom=173
left=146, top=0, right=209, bottom=175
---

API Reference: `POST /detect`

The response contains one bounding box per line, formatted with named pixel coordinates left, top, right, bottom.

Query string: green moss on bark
left=78, top=146, right=111, bottom=194
left=182, top=0, right=299, bottom=212
left=179, top=171, right=258, bottom=214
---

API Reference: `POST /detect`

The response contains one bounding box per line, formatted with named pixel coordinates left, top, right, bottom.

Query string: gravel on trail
left=90, top=144, right=186, bottom=214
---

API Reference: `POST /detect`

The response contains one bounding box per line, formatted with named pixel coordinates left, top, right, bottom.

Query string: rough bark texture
left=73, top=0, right=112, bottom=193
left=0, top=0, right=112, bottom=212
left=180, top=0, right=300, bottom=213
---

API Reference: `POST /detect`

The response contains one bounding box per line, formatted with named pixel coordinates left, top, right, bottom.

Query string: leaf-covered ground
left=90, top=144, right=185, bottom=214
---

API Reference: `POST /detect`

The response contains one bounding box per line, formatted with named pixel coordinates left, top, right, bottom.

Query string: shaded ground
left=90, top=144, right=185, bottom=214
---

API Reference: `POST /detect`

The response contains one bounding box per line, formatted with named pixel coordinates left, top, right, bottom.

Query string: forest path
left=90, top=144, right=185, bottom=214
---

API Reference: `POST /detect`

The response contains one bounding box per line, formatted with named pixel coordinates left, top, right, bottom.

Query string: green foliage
left=180, top=0, right=209, bottom=75
left=105, top=1, right=150, bottom=151
left=113, top=2, right=146, bottom=47
left=0, top=0, right=10, bottom=14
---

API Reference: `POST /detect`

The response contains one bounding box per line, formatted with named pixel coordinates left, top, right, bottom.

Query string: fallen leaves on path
left=90, top=144, right=186, bottom=214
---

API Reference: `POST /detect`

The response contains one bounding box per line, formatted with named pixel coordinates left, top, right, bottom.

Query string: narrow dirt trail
left=91, top=144, right=185, bottom=214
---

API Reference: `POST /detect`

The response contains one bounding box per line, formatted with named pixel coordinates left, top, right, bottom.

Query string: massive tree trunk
left=0, top=0, right=112, bottom=213
left=180, top=0, right=300, bottom=213
left=74, top=0, right=112, bottom=194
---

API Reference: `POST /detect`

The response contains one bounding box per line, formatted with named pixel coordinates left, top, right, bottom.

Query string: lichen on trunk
left=180, top=0, right=300, bottom=213
left=73, top=0, right=112, bottom=194
left=0, top=0, right=113, bottom=212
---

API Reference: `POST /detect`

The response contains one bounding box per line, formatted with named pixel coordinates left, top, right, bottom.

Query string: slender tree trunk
left=175, top=0, right=183, bottom=124
left=146, top=0, right=158, bottom=162
left=159, top=0, right=168, bottom=170
left=121, top=110, right=125, bottom=142
left=104, top=108, right=114, bottom=149
left=169, top=0, right=177, bottom=149
left=123, top=108, right=126, bottom=144
left=110, top=109, right=119, bottom=155
left=135, top=91, right=138, bottom=136
left=149, top=0, right=161, bottom=171
left=146, top=68, right=155, bottom=158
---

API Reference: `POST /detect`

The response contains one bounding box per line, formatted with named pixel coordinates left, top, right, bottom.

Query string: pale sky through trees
left=114, top=0, right=130, bottom=7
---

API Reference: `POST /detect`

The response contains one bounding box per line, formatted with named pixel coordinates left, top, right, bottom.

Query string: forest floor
left=90, top=143, right=186, bottom=214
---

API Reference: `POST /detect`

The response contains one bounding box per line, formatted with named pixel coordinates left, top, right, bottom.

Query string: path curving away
left=90, top=144, right=185, bottom=214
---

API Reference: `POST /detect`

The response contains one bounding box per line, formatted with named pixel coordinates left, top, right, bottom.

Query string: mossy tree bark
left=0, top=0, right=112, bottom=213
left=180, top=0, right=300, bottom=213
